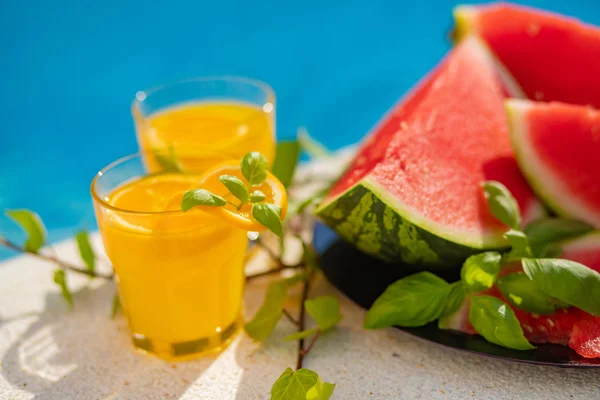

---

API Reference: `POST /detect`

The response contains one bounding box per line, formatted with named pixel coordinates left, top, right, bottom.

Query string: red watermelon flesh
left=363, top=38, right=537, bottom=242
left=507, top=100, right=600, bottom=228
left=327, top=67, right=443, bottom=200
left=455, top=3, right=600, bottom=108
left=442, top=233, right=600, bottom=358
left=319, top=38, right=539, bottom=265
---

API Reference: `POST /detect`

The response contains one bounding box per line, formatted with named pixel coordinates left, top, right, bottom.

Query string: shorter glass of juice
left=132, top=76, right=276, bottom=172
left=91, top=152, right=247, bottom=360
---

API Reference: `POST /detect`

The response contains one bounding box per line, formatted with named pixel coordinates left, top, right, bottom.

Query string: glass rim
left=131, top=75, right=276, bottom=112
left=90, top=151, right=236, bottom=216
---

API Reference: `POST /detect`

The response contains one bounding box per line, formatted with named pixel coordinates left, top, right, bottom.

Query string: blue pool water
left=1, top=0, right=599, bottom=259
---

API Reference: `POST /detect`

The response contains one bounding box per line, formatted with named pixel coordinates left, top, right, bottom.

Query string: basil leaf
left=504, top=230, right=531, bottom=258
left=440, top=281, right=467, bottom=318
left=250, top=190, right=266, bottom=203
left=497, top=272, right=562, bottom=315
left=219, top=175, right=249, bottom=203
left=153, top=146, right=182, bottom=172
left=305, top=296, right=342, bottom=331
left=241, top=151, right=268, bottom=186
left=469, top=295, right=534, bottom=350
left=364, top=272, right=451, bottom=329
left=272, top=140, right=301, bottom=188
left=53, top=269, right=73, bottom=310
left=482, top=181, right=521, bottom=229
left=536, top=243, right=563, bottom=258
left=285, top=327, right=319, bottom=341
left=522, top=258, right=600, bottom=316
left=252, top=202, right=283, bottom=237
left=181, top=189, right=226, bottom=211
left=460, top=251, right=501, bottom=292
left=524, top=218, right=593, bottom=245
left=245, top=274, right=305, bottom=341
left=306, top=377, right=336, bottom=400
left=6, top=209, right=46, bottom=252
left=75, top=230, right=95, bottom=275
left=270, top=368, right=319, bottom=400
left=297, top=127, right=331, bottom=159
left=111, top=293, right=121, bottom=319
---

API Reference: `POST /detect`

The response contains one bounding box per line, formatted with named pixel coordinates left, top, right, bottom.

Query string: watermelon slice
left=454, top=3, right=600, bottom=108
left=441, top=232, right=600, bottom=358
left=506, top=100, right=600, bottom=228
left=316, top=37, right=539, bottom=267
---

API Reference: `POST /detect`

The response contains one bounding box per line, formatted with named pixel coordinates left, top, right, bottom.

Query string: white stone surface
left=1, top=233, right=600, bottom=400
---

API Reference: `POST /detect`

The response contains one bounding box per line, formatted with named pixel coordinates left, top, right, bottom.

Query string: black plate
left=313, top=223, right=600, bottom=368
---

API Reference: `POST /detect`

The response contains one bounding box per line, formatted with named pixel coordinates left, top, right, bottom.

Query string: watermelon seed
left=538, top=325, right=547, bottom=333
left=531, top=313, right=540, bottom=319
left=547, top=318, right=555, bottom=328
left=523, top=324, right=534, bottom=334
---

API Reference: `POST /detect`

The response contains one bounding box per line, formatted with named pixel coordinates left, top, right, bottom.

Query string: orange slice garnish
left=182, top=160, right=287, bottom=232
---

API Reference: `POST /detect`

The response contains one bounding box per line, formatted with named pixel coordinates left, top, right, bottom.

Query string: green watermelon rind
left=506, top=100, right=600, bottom=228
left=316, top=178, right=509, bottom=268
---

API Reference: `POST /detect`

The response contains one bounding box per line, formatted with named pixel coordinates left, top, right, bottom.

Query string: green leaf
left=524, top=218, right=594, bottom=246
left=252, top=202, right=283, bottom=237
left=111, top=293, right=121, bottom=319
left=75, top=230, right=95, bottom=275
left=482, top=181, right=521, bottom=229
left=245, top=274, right=305, bottom=341
left=241, top=151, right=269, bottom=186
left=306, top=377, right=336, bottom=400
left=53, top=269, right=73, bottom=310
left=219, top=175, right=249, bottom=203
left=270, top=368, right=319, bottom=400
left=305, top=296, right=343, bottom=331
left=460, top=252, right=502, bottom=292
left=503, top=230, right=532, bottom=261
left=536, top=243, right=563, bottom=258
left=469, top=295, right=534, bottom=350
left=272, top=140, right=301, bottom=188
left=153, top=146, right=182, bottom=172
left=6, top=209, right=46, bottom=252
left=250, top=190, right=266, bottom=203
left=302, top=241, right=320, bottom=270
left=297, top=127, right=331, bottom=159
left=245, top=283, right=287, bottom=341
left=440, top=281, right=467, bottom=318
left=181, top=189, right=226, bottom=211
left=497, top=272, right=562, bottom=315
left=364, top=272, right=451, bottom=329
left=285, top=327, right=319, bottom=341
left=522, top=258, right=600, bottom=316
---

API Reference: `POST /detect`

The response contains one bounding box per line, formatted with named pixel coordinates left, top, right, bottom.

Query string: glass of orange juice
left=131, top=76, right=276, bottom=172
left=91, top=152, right=247, bottom=360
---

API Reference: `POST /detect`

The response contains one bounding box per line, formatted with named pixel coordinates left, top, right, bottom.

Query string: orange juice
left=94, top=172, right=247, bottom=359
left=135, top=102, right=275, bottom=172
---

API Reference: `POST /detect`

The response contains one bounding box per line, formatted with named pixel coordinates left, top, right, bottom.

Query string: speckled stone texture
left=1, top=235, right=600, bottom=399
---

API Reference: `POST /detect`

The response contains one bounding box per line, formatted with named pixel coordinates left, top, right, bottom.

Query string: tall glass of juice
left=132, top=76, right=276, bottom=172
left=91, top=152, right=247, bottom=360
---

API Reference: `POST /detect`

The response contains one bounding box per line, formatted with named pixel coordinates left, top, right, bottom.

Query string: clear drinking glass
left=91, top=152, right=247, bottom=360
left=131, top=76, right=276, bottom=173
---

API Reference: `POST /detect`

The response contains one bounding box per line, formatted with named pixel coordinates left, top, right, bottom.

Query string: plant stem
left=296, top=268, right=313, bottom=370
left=245, top=263, right=304, bottom=281
left=0, top=236, right=114, bottom=280
left=301, top=329, right=320, bottom=356
left=282, top=308, right=300, bottom=327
